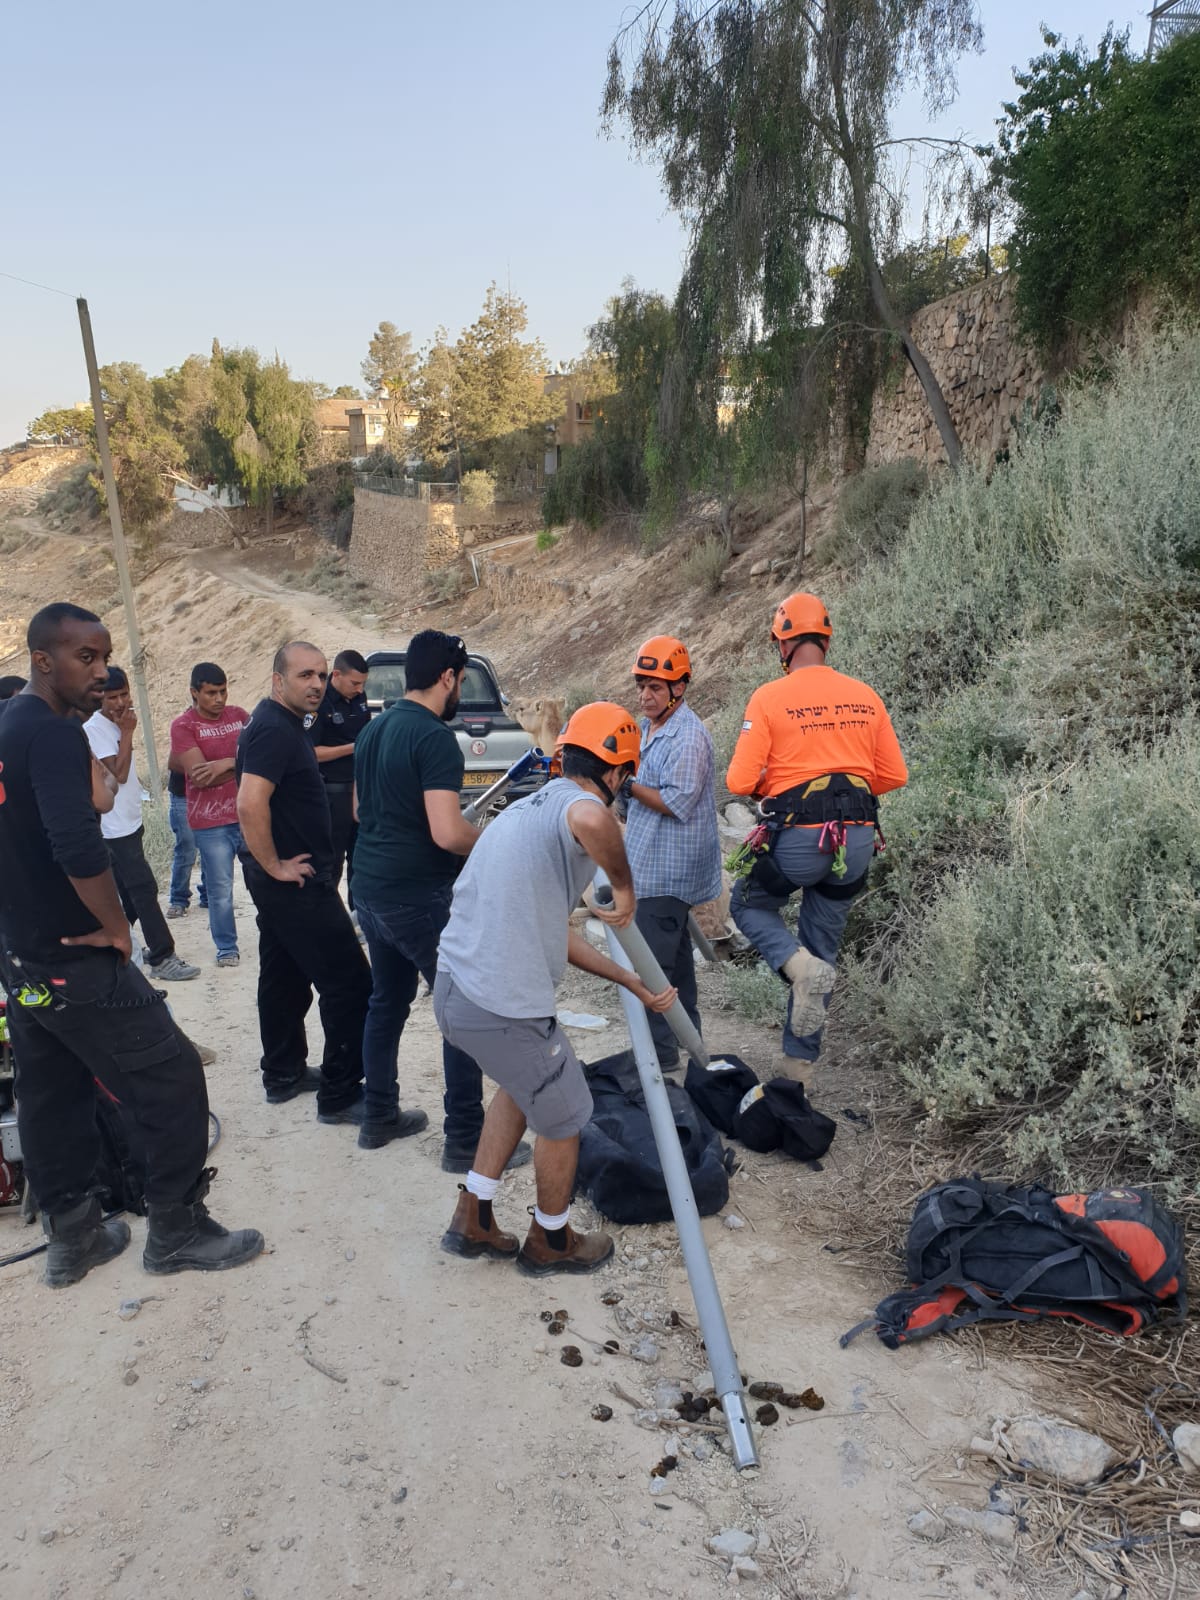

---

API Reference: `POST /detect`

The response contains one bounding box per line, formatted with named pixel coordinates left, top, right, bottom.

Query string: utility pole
left=77, top=297, right=162, bottom=800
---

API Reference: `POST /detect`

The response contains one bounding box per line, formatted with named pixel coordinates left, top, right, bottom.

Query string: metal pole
left=594, top=869, right=759, bottom=1471
left=76, top=298, right=162, bottom=800
left=687, top=912, right=718, bottom=966
left=595, top=884, right=709, bottom=1065
left=461, top=747, right=545, bottom=825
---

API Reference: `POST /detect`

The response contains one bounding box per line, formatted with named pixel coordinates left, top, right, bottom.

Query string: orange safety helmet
left=631, top=635, right=692, bottom=683
left=556, top=701, right=641, bottom=772
left=771, top=591, right=832, bottom=643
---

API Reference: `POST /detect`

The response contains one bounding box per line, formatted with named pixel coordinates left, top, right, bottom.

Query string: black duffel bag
left=576, top=1052, right=734, bottom=1225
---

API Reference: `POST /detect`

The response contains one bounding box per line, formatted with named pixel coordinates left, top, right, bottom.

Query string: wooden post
left=77, top=297, right=163, bottom=800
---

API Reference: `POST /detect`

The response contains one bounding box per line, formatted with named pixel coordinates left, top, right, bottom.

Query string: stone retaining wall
left=349, top=488, right=462, bottom=599
left=867, top=274, right=1045, bottom=469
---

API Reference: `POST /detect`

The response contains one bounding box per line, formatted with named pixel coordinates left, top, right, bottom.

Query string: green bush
left=460, top=469, right=496, bottom=508
left=825, top=460, right=928, bottom=572
left=991, top=28, right=1200, bottom=350
left=37, top=459, right=99, bottom=522
left=541, top=433, right=612, bottom=529
left=721, top=957, right=785, bottom=1025
left=680, top=534, right=727, bottom=595
left=536, top=529, right=558, bottom=552
left=832, top=327, right=1200, bottom=1190
left=869, top=731, right=1200, bottom=1193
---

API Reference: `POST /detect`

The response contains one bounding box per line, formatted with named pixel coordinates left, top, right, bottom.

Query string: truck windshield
left=367, top=659, right=501, bottom=713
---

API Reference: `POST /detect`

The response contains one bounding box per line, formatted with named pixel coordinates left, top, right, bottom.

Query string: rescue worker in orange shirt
left=726, top=592, right=907, bottom=1081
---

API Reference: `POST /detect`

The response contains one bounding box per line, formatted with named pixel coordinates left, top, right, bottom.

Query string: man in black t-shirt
left=308, top=648, right=371, bottom=906
left=0, top=602, right=263, bottom=1287
left=236, top=640, right=371, bottom=1118
left=352, top=630, right=529, bottom=1170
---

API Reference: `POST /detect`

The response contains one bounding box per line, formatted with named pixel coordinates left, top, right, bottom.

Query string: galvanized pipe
left=687, top=912, right=718, bottom=966
left=461, top=747, right=546, bottom=825
left=593, top=871, right=758, bottom=1471
left=595, top=886, right=709, bottom=1066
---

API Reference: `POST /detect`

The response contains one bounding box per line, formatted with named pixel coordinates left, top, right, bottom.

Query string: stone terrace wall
left=867, top=274, right=1046, bottom=469
left=349, top=488, right=463, bottom=599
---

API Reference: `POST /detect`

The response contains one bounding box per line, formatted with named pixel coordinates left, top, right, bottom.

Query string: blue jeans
left=193, top=824, right=242, bottom=960
left=356, top=884, right=483, bottom=1147
left=730, top=823, right=876, bottom=1061
left=168, top=793, right=207, bottom=909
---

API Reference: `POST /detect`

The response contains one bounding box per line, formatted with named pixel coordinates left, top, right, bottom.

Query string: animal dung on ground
left=547, top=1319, right=566, bottom=1336
left=779, top=1387, right=825, bottom=1411
left=560, top=1346, right=583, bottom=1368
left=603, top=1339, right=620, bottom=1353
left=600, top=1291, right=623, bottom=1306
left=554, top=1308, right=568, bottom=1320
left=539, top=1310, right=554, bottom=1323
left=591, top=1404, right=614, bottom=1422
left=651, top=1455, right=678, bottom=1477
left=748, top=1381, right=783, bottom=1401
left=755, top=1403, right=780, bottom=1426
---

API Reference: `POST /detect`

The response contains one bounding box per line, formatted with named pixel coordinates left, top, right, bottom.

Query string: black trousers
left=0, top=946, right=209, bottom=1215
left=634, top=895, right=703, bottom=1069
left=242, top=864, right=371, bottom=1112
left=325, top=785, right=358, bottom=907
left=106, top=826, right=174, bottom=966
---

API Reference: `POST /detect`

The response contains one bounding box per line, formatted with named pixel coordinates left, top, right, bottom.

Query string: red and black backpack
left=843, top=1178, right=1187, bottom=1348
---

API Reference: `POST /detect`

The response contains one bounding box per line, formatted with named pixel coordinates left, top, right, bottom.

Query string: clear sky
left=0, top=0, right=1153, bottom=448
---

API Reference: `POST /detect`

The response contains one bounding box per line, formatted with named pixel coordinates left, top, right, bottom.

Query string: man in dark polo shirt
left=308, top=648, right=371, bottom=906
left=352, top=629, right=529, bottom=1170
left=0, top=602, right=262, bottom=1286
left=236, top=640, right=371, bottom=1120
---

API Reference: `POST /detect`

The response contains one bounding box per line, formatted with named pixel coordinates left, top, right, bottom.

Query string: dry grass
left=818, top=1051, right=1200, bottom=1598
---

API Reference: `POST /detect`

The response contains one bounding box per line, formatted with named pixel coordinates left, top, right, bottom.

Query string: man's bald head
left=271, top=640, right=328, bottom=720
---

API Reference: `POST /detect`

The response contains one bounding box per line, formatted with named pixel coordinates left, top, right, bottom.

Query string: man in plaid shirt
left=622, top=635, right=722, bottom=1073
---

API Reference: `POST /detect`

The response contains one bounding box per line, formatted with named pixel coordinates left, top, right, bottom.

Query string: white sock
left=534, top=1205, right=570, bottom=1232
left=465, top=1170, right=501, bottom=1202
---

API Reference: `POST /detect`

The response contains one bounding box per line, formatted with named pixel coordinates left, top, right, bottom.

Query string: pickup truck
left=364, top=649, right=548, bottom=809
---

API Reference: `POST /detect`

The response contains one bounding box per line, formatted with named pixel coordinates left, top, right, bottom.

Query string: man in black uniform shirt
left=236, top=640, right=371, bottom=1120
left=0, top=602, right=263, bottom=1287
left=307, top=648, right=371, bottom=905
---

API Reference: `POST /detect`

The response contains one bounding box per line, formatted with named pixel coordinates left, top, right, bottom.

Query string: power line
left=0, top=268, right=75, bottom=299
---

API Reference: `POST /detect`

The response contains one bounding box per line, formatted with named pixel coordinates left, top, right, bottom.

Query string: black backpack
left=576, top=1052, right=734, bottom=1225
left=844, top=1177, right=1187, bottom=1348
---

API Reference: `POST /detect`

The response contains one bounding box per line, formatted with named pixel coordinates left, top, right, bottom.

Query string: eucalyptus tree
left=604, top=0, right=984, bottom=469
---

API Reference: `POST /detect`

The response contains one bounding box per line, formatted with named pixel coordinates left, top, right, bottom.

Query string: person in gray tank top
left=435, top=703, right=677, bottom=1276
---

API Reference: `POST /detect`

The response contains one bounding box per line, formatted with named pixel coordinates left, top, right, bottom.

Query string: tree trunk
left=830, top=52, right=964, bottom=469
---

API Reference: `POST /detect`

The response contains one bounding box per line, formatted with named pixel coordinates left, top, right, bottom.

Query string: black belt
left=762, top=773, right=878, bottom=826
left=323, top=781, right=354, bottom=793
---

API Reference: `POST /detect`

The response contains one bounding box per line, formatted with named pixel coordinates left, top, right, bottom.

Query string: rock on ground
left=999, top=1414, right=1116, bottom=1486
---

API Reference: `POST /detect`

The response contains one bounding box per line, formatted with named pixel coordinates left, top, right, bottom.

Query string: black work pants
left=0, top=946, right=208, bottom=1216
left=325, top=785, right=358, bottom=908
left=242, top=864, right=371, bottom=1113
left=634, top=895, right=702, bottom=1070
left=106, top=826, right=174, bottom=966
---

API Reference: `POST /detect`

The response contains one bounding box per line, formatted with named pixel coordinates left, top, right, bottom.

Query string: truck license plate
left=463, top=770, right=505, bottom=787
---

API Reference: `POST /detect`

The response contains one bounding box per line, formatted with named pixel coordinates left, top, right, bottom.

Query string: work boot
left=517, top=1215, right=613, bottom=1276
left=780, top=946, right=836, bottom=1038
left=440, top=1185, right=519, bottom=1260
left=265, top=1067, right=322, bottom=1105
left=775, top=1054, right=817, bottom=1092
left=143, top=1172, right=264, bottom=1275
left=42, top=1196, right=131, bottom=1288
left=441, top=1138, right=532, bottom=1174
left=358, top=1108, right=429, bottom=1150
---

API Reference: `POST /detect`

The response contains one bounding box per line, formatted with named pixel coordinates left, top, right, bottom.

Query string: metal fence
left=352, top=472, right=461, bottom=503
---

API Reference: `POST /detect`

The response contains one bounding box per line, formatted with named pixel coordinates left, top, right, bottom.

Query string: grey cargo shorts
left=433, top=970, right=593, bottom=1140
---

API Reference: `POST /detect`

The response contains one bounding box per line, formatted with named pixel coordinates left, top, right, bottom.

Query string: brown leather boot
left=440, top=1186, right=519, bottom=1260
left=517, top=1215, right=614, bottom=1276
